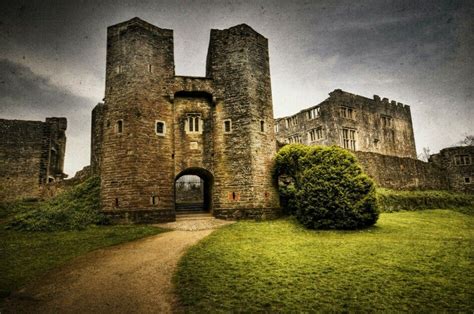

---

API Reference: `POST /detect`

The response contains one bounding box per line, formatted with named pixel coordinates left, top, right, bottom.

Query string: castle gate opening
left=174, top=168, right=213, bottom=212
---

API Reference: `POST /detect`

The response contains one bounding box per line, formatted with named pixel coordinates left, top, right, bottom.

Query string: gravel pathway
left=4, top=217, right=233, bottom=313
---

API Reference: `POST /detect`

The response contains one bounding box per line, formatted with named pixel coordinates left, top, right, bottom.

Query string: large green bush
left=7, top=176, right=108, bottom=231
left=274, top=144, right=378, bottom=229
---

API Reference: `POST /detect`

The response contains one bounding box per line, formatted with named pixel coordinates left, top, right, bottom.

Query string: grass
left=0, top=225, right=165, bottom=299
left=175, top=210, right=474, bottom=312
left=377, top=188, right=474, bottom=214
left=6, top=176, right=107, bottom=231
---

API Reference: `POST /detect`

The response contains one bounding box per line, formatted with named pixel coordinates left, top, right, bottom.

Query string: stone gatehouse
left=91, top=18, right=280, bottom=222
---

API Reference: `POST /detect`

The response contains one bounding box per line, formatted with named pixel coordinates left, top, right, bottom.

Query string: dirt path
left=5, top=218, right=233, bottom=313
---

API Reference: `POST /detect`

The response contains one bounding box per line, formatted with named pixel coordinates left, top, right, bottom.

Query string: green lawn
left=0, top=225, right=165, bottom=299
left=175, top=210, right=474, bottom=312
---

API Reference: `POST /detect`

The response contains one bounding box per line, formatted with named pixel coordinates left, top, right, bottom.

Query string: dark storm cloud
left=0, top=59, right=92, bottom=119
left=0, top=59, right=96, bottom=176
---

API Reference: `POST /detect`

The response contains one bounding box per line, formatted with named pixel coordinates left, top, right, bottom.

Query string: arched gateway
left=175, top=168, right=213, bottom=213
left=92, top=17, right=280, bottom=223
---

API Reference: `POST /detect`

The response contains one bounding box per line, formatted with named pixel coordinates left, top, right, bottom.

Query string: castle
left=0, top=17, right=472, bottom=216
left=90, top=18, right=280, bottom=222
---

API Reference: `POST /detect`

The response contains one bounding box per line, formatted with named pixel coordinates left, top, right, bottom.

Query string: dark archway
left=174, top=167, right=213, bottom=212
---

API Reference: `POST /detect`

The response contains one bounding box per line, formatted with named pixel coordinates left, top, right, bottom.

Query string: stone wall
left=354, top=151, right=447, bottom=190
left=275, top=89, right=417, bottom=159
left=429, top=146, right=474, bottom=194
left=0, top=118, right=67, bottom=201
left=94, top=18, right=280, bottom=222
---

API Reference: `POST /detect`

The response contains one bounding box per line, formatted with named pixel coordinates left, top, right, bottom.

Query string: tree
left=274, top=144, right=379, bottom=230
left=418, top=147, right=431, bottom=162
left=457, top=135, right=474, bottom=146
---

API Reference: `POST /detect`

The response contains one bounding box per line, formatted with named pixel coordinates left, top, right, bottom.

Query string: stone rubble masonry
left=0, top=117, right=67, bottom=201
left=354, top=151, right=447, bottom=190
left=275, top=89, right=417, bottom=159
left=92, top=17, right=281, bottom=223
left=429, top=146, right=474, bottom=194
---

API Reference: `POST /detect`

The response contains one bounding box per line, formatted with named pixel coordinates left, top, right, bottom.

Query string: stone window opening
left=308, top=107, right=321, bottom=120
left=150, top=195, right=159, bottom=205
left=339, top=106, right=354, bottom=119
left=342, top=128, right=356, bottom=150
left=286, top=116, right=298, bottom=128
left=115, top=198, right=119, bottom=207
left=148, top=64, right=153, bottom=73
left=155, top=120, right=166, bottom=136
left=186, top=114, right=202, bottom=134
left=381, top=115, right=393, bottom=128
left=288, top=135, right=303, bottom=144
left=464, top=177, right=471, bottom=184
left=116, top=120, right=123, bottom=134
left=260, top=120, right=265, bottom=132
left=116, top=65, right=123, bottom=74
left=454, top=155, right=471, bottom=166
left=308, top=127, right=324, bottom=142
left=224, top=119, right=232, bottom=133
left=274, top=123, right=279, bottom=133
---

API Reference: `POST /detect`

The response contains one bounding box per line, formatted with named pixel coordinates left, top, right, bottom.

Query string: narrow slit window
left=115, top=198, right=119, bottom=207
left=224, top=120, right=232, bottom=133
left=116, top=120, right=123, bottom=134
left=150, top=195, right=158, bottom=205
left=188, top=116, right=194, bottom=132
left=260, top=120, right=265, bottom=132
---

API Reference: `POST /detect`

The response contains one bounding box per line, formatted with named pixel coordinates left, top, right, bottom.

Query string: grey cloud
left=0, top=59, right=96, bottom=176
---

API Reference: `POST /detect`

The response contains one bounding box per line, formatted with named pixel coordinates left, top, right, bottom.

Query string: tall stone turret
left=206, top=24, right=280, bottom=218
left=99, top=18, right=176, bottom=220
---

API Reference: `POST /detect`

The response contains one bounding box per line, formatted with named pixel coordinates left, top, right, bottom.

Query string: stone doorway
left=174, top=168, right=213, bottom=213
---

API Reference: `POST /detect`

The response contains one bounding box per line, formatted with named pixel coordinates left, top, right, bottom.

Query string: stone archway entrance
left=174, top=168, right=213, bottom=213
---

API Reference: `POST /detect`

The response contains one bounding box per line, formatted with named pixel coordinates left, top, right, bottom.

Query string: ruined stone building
left=0, top=118, right=67, bottom=201
left=274, top=90, right=472, bottom=192
left=275, top=89, right=416, bottom=159
left=91, top=18, right=280, bottom=222
left=430, top=146, right=474, bottom=194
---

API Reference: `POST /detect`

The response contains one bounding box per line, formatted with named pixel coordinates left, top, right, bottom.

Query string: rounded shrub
left=274, top=144, right=378, bottom=229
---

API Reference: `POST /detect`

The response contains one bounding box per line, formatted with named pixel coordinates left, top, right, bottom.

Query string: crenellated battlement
left=274, top=88, right=417, bottom=159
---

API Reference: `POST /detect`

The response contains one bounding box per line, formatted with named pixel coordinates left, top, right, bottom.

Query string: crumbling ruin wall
left=429, top=146, right=474, bottom=194
left=0, top=118, right=67, bottom=201
left=354, top=151, right=448, bottom=190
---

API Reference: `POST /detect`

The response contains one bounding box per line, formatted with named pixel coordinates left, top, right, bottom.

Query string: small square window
left=224, top=120, right=232, bottom=133
left=155, top=120, right=166, bottom=136
left=464, top=177, right=471, bottom=184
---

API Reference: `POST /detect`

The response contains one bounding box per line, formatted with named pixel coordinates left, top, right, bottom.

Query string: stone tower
left=92, top=18, right=280, bottom=222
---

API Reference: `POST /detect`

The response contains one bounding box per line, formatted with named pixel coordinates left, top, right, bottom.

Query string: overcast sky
left=1, top=0, right=473, bottom=176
